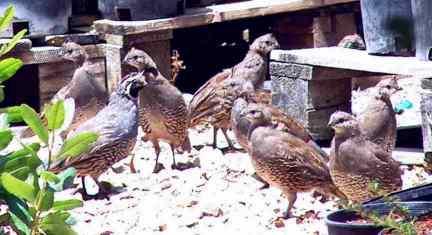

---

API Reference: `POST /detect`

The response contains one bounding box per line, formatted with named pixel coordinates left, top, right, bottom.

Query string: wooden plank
left=270, top=62, right=371, bottom=80
left=94, top=0, right=357, bottom=35
left=271, top=47, right=432, bottom=77
left=45, top=33, right=101, bottom=46
left=421, top=89, right=432, bottom=154
left=2, top=44, right=106, bottom=65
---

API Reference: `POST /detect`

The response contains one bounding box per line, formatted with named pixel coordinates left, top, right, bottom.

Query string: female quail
left=231, top=98, right=328, bottom=162
left=123, top=48, right=191, bottom=173
left=244, top=107, right=345, bottom=217
left=328, top=111, right=402, bottom=202
left=188, top=33, right=279, bottom=150
left=21, top=42, right=108, bottom=138
left=357, top=76, right=402, bottom=152
left=50, top=72, right=146, bottom=198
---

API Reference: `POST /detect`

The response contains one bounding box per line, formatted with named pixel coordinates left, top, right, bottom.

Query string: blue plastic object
left=394, top=99, right=413, bottom=113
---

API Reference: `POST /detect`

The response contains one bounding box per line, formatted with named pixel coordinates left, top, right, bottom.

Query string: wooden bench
left=270, top=47, right=432, bottom=155
left=93, top=0, right=358, bottom=92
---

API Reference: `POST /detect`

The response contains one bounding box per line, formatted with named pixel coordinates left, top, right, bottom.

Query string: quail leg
left=129, top=153, right=137, bottom=174
left=169, top=144, right=177, bottom=170
left=93, top=176, right=111, bottom=200
left=212, top=126, right=218, bottom=149
left=221, top=128, right=242, bottom=153
left=152, top=140, right=164, bottom=173
left=282, top=192, right=297, bottom=219
left=73, top=177, right=89, bottom=197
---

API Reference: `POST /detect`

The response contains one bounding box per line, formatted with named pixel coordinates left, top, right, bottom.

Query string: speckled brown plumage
left=244, top=108, right=345, bottom=217
left=231, top=98, right=328, bottom=162
left=337, top=34, right=366, bottom=50
left=50, top=73, right=146, bottom=198
left=329, top=111, right=402, bottom=202
left=21, top=42, right=108, bottom=138
left=358, top=76, right=401, bottom=153
left=124, top=48, right=191, bottom=173
left=188, top=33, right=279, bottom=149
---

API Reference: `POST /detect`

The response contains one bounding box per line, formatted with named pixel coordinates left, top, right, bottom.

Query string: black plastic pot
left=364, top=182, right=432, bottom=204
left=411, top=0, right=432, bottom=61
left=326, top=202, right=432, bottom=235
left=360, top=0, right=414, bottom=55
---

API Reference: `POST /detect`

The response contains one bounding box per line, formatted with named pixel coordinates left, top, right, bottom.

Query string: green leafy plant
left=0, top=5, right=98, bottom=235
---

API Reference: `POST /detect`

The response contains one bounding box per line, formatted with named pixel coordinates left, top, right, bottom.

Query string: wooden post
left=270, top=61, right=353, bottom=140
left=104, top=30, right=173, bottom=92
left=421, top=78, right=432, bottom=162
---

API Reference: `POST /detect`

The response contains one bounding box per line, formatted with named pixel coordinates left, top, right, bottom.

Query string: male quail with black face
left=50, top=72, right=146, bottom=198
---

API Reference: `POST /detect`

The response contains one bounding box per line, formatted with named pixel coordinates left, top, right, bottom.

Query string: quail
left=337, top=34, right=366, bottom=50
left=357, top=76, right=402, bottom=152
left=328, top=111, right=402, bottom=202
left=243, top=107, right=345, bottom=218
left=123, top=48, right=191, bottom=173
left=231, top=98, right=328, bottom=162
left=21, top=42, right=108, bottom=138
left=50, top=72, right=146, bottom=198
left=189, top=33, right=280, bottom=149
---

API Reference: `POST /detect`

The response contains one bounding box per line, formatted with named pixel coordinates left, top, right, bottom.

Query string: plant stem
left=30, top=210, right=42, bottom=235
left=46, top=130, right=55, bottom=170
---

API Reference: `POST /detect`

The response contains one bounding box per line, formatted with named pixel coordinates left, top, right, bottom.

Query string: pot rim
left=325, top=201, right=432, bottom=228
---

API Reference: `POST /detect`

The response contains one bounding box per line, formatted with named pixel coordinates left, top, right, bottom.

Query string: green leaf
left=45, top=100, right=65, bottom=130
left=0, top=130, right=12, bottom=150
left=52, top=199, right=83, bottom=211
left=0, top=5, right=14, bottom=32
left=57, top=132, right=98, bottom=160
left=36, top=189, right=54, bottom=212
left=40, top=212, right=77, bottom=235
left=9, top=166, right=30, bottom=180
left=40, top=171, right=60, bottom=184
left=8, top=212, right=30, bottom=235
left=1, top=106, right=23, bottom=123
left=59, top=98, right=75, bottom=132
left=3, top=156, right=27, bottom=172
left=20, top=104, right=48, bottom=144
left=0, top=29, right=27, bottom=56
left=4, top=193, right=32, bottom=225
left=0, top=58, right=23, bottom=83
left=1, top=173, right=36, bottom=202
left=0, top=113, right=8, bottom=129
left=7, top=143, right=40, bottom=159
left=48, top=168, right=76, bottom=192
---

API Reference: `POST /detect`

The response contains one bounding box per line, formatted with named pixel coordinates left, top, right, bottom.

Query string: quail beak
left=328, top=119, right=336, bottom=128
left=58, top=49, right=66, bottom=58
left=138, top=71, right=148, bottom=86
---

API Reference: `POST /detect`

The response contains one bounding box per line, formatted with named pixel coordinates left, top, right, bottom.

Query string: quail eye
left=67, top=49, right=73, bottom=53
left=133, top=56, right=139, bottom=60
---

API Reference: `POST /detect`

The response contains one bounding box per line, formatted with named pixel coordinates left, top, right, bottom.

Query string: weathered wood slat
left=271, top=47, right=432, bottom=77
left=94, top=0, right=358, bottom=35
left=3, top=44, right=106, bottom=65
